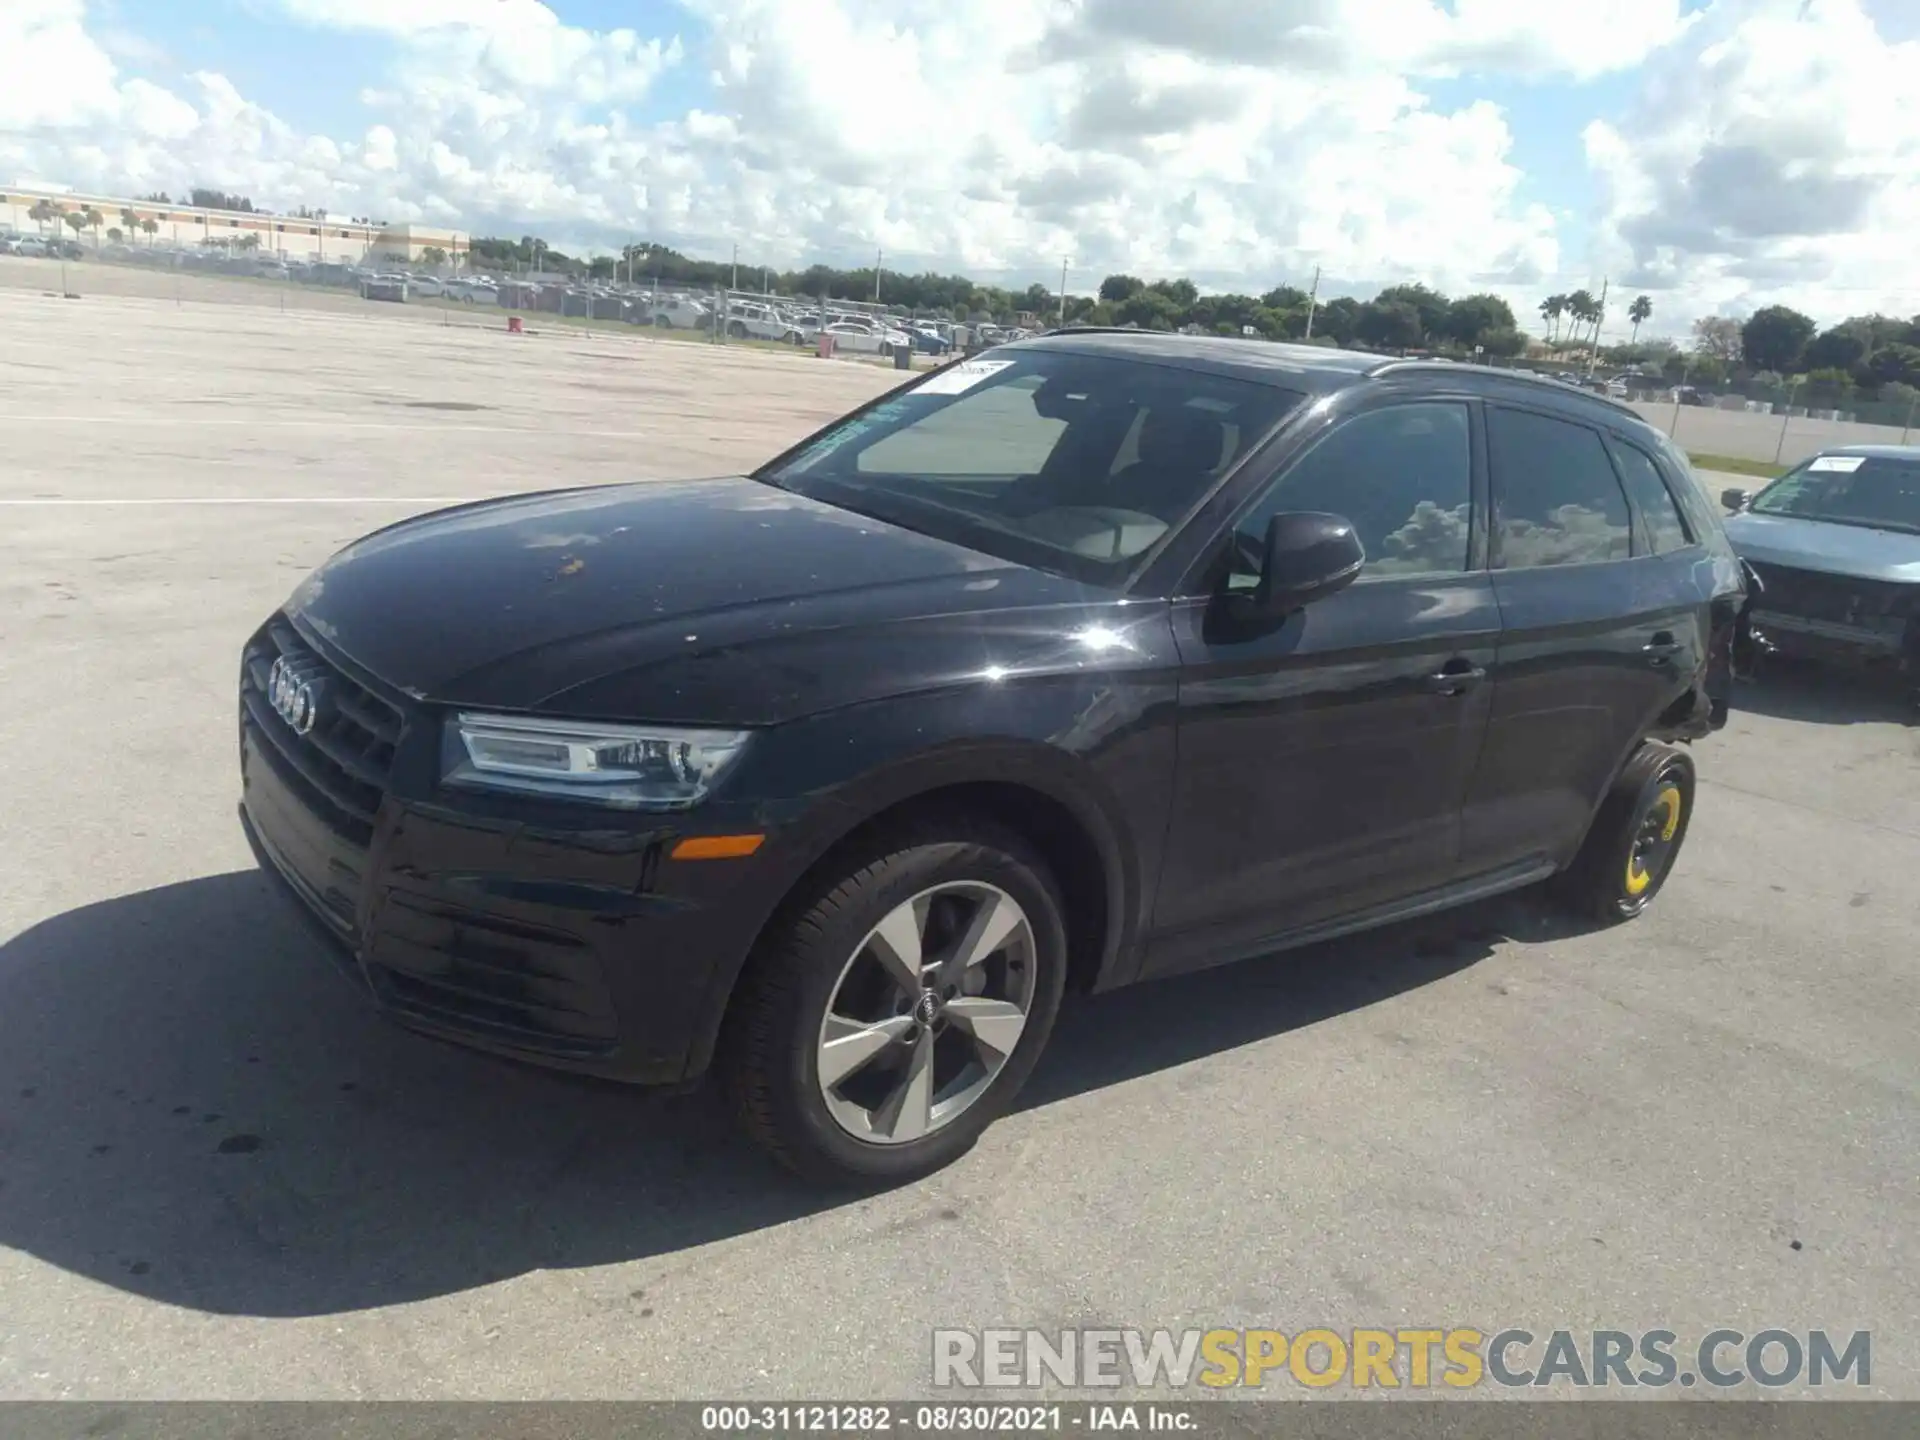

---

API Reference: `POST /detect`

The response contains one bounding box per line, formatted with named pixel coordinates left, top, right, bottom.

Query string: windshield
left=757, top=349, right=1305, bottom=582
left=1751, top=455, right=1920, bottom=534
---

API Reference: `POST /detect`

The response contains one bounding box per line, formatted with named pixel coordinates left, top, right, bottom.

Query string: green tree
left=1115, top=290, right=1179, bottom=330
left=1538, top=294, right=1566, bottom=346
left=1801, top=367, right=1854, bottom=405
left=421, top=245, right=449, bottom=269
left=1865, top=344, right=1920, bottom=389
left=140, top=218, right=158, bottom=244
left=1442, top=293, right=1517, bottom=352
left=1628, top=295, right=1652, bottom=345
left=1741, top=304, right=1815, bottom=373
left=1478, top=327, right=1527, bottom=359
left=1355, top=300, right=1422, bottom=352
left=1562, top=289, right=1599, bottom=347
left=63, top=211, right=87, bottom=245
left=1147, top=276, right=1198, bottom=307
left=1314, top=295, right=1363, bottom=346
left=1802, top=327, right=1867, bottom=375
left=1261, top=285, right=1308, bottom=311
left=1098, top=274, right=1143, bottom=303
left=1373, top=283, right=1448, bottom=343
left=190, top=187, right=255, bottom=212
left=106, top=227, right=123, bottom=244
left=1691, top=315, right=1742, bottom=364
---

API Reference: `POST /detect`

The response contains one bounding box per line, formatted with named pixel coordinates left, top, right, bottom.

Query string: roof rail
left=1364, top=358, right=1646, bottom=420
left=1036, top=324, right=1149, bottom=337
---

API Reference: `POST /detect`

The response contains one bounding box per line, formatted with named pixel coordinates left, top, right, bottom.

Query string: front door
left=1146, top=399, right=1499, bottom=977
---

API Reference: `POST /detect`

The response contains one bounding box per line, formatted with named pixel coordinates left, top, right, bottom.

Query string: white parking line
left=0, top=497, right=482, bottom=506
left=0, top=416, right=653, bottom=436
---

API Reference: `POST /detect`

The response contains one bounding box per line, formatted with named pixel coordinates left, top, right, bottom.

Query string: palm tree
left=63, top=211, right=87, bottom=248
left=28, top=199, right=58, bottom=235
left=1564, top=289, right=1598, bottom=348
left=1538, top=294, right=1566, bottom=347
left=1628, top=295, right=1652, bottom=346
left=81, top=206, right=104, bottom=248
left=140, top=217, right=159, bottom=245
left=120, top=206, right=139, bottom=239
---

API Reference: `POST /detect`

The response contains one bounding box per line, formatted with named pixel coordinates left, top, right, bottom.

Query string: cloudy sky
left=4, top=0, right=1917, bottom=337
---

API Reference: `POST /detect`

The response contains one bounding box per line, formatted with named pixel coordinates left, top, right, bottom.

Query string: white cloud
left=0, top=0, right=121, bottom=129
left=6, top=0, right=1910, bottom=337
left=1585, top=0, right=1920, bottom=327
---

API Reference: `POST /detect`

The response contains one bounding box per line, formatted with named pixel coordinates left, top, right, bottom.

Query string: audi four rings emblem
left=267, top=655, right=322, bottom=735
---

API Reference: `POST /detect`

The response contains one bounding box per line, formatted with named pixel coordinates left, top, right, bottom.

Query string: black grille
left=1745, top=561, right=1911, bottom=624
left=242, top=620, right=404, bottom=846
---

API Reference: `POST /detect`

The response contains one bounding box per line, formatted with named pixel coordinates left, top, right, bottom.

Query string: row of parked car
left=0, top=233, right=86, bottom=259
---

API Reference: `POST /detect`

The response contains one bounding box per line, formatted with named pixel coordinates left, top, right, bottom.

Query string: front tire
left=1551, top=742, right=1696, bottom=922
left=721, top=819, right=1068, bottom=1186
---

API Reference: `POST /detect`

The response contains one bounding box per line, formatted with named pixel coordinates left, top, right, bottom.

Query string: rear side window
left=1611, top=439, right=1695, bottom=553
left=1487, top=407, right=1632, bottom=568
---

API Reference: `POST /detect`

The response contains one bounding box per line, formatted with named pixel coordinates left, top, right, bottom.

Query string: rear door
left=1462, top=404, right=1707, bottom=873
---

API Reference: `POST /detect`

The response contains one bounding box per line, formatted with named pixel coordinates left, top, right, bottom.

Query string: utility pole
left=1302, top=265, right=1321, bottom=340
left=874, top=247, right=882, bottom=304
left=1059, top=257, right=1069, bottom=325
left=1774, top=375, right=1804, bottom=465
left=1584, top=277, right=1609, bottom=377
left=731, top=242, right=738, bottom=291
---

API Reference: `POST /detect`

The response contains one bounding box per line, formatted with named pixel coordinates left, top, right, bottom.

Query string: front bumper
left=1749, top=609, right=1911, bottom=668
left=238, top=618, right=785, bottom=1085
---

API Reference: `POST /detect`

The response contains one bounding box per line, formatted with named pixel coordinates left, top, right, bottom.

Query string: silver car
left=1720, top=445, right=1920, bottom=700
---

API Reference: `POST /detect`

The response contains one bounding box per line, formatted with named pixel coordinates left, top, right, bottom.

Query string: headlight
left=443, top=713, right=751, bottom=809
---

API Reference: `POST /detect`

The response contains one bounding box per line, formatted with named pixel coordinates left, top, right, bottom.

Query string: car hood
left=1723, top=511, right=1920, bottom=584
left=288, top=476, right=1145, bottom=725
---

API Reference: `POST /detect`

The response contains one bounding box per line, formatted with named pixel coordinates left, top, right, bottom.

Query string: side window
left=1611, top=439, right=1695, bottom=553
left=1486, top=407, right=1632, bottom=568
left=1231, top=402, right=1473, bottom=581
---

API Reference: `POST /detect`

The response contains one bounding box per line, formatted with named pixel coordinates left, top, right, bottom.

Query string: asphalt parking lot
left=2, top=274, right=1918, bottom=1401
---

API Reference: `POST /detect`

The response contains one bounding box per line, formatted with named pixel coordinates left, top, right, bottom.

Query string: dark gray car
left=1719, top=445, right=1920, bottom=699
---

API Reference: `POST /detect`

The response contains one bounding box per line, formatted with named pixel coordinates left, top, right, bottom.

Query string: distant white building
left=1, top=184, right=468, bottom=266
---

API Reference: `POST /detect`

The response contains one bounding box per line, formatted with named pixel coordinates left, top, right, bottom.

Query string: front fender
left=674, top=673, right=1179, bottom=1080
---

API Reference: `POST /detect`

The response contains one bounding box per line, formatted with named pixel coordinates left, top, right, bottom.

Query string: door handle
left=1425, top=660, right=1485, bottom=696
left=1643, top=633, right=1682, bottom=665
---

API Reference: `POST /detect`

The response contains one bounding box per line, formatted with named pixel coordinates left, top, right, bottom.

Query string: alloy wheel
left=815, top=881, right=1036, bottom=1144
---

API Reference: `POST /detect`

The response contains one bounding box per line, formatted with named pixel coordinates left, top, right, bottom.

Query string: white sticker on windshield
left=1808, top=454, right=1865, bottom=472
left=914, top=359, right=1015, bottom=396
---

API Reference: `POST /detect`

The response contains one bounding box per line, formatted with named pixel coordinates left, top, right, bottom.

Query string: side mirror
left=1720, top=487, right=1751, bottom=512
left=1252, top=511, right=1366, bottom=616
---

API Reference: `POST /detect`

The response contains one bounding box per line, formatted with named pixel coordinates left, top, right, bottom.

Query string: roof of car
left=1812, top=444, right=1920, bottom=459
left=1009, top=328, right=1649, bottom=420
left=1012, top=328, right=1392, bottom=382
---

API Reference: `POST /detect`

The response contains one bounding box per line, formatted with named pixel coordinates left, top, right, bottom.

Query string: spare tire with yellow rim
left=1551, top=742, right=1696, bottom=922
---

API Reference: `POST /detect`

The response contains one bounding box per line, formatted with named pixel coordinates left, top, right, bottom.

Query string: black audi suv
left=240, top=332, right=1752, bottom=1183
